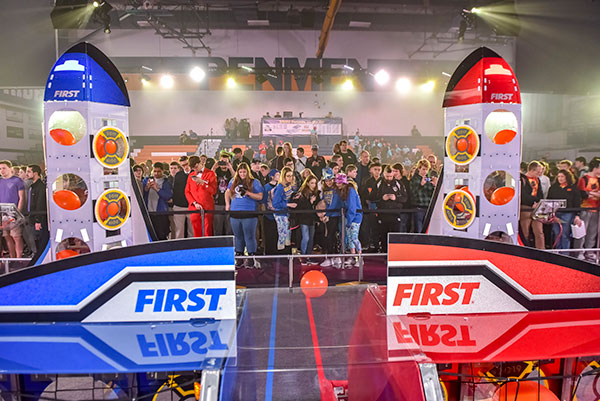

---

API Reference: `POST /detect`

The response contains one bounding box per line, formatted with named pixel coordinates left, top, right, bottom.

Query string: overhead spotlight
left=420, top=80, right=435, bottom=92
left=189, top=66, right=206, bottom=82
left=160, top=74, right=174, bottom=89
left=141, top=74, right=151, bottom=86
left=226, top=77, right=237, bottom=89
left=341, top=79, right=354, bottom=91
left=343, top=65, right=354, bottom=72
left=240, top=65, right=254, bottom=73
left=471, top=7, right=482, bottom=14
left=374, top=69, right=390, bottom=86
left=91, top=0, right=112, bottom=34
left=395, top=78, right=412, bottom=94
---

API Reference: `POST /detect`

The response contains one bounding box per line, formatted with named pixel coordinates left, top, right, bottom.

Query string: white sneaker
left=333, top=257, right=343, bottom=268
left=320, top=258, right=333, bottom=267
left=344, top=257, right=357, bottom=268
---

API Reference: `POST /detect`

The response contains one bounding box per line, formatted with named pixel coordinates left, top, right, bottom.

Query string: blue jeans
left=230, top=217, right=258, bottom=253
left=414, top=208, right=427, bottom=233
left=552, top=212, right=574, bottom=249
left=300, top=224, right=315, bottom=255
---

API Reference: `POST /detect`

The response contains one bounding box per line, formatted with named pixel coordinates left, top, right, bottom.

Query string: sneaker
left=344, top=257, right=356, bottom=268
left=307, top=258, right=319, bottom=265
left=320, top=258, right=333, bottom=267
left=332, top=257, right=343, bottom=269
left=235, top=252, right=244, bottom=268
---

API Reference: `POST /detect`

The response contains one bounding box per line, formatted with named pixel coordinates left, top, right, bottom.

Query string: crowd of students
left=519, top=157, right=600, bottom=262
left=2, top=147, right=599, bottom=267
left=132, top=140, right=440, bottom=269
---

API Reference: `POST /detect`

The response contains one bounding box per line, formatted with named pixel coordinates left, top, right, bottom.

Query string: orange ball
left=300, top=270, right=328, bottom=298
left=53, top=190, right=81, bottom=211
left=98, top=199, right=109, bottom=221
left=494, top=381, right=558, bottom=401
left=494, top=129, right=517, bottom=145
left=107, top=201, right=120, bottom=217
left=96, top=136, right=107, bottom=158
left=490, top=186, right=515, bottom=206
left=456, top=137, right=468, bottom=152
left=105, top=139, right=117, bottom=155
left=50, top=128, right=76, bottom=146
left=56, top=249, right=79, bottom=260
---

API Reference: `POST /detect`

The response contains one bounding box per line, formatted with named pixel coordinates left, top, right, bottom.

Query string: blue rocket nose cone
left=44, top=42, right=130, bottom=107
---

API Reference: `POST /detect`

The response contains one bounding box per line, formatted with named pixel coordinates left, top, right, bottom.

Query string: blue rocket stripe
left=0, top=246, right=232, bottom=307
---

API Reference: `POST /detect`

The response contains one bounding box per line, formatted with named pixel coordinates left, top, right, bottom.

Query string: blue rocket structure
left=41, top=42, right=150, bottom=263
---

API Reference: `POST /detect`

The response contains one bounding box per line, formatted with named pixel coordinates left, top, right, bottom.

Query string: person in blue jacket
left=262, top=169, right=280, bottom=255
left=225, top=162, right=264, bottom=268
left=336, top=172, right=362, bottom=267
left=319, top=167, right=343, bottom=267
left=272, top=166, right=296, bottom=252
left=143, top=162, right=174, bottom=240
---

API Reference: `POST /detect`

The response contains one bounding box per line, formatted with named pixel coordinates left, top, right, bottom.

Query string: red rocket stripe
left=388, top=243, right=600, bottom=296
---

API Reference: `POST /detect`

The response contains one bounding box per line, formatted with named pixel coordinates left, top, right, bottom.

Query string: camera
left=425, top=177, right=431, bottom=183
left=218, top=161, right=227, bottom=166
left=236, top=185, right=247, bottom=197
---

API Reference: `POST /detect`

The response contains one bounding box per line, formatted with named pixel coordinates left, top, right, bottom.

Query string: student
left=225, top=163, right=263, bottom=268
left=289, top=174, right=320, bottom=264
left=263, top=169, right=280, bottom=255
left=377, top=166, right=408, bottom=248
left=336, top=173, right=362, bottom=267
left=272, top=166, right=296, bottom=252
left=319, top=168, right=342, bottom=267
left=548, top=169, right=582, bottom=249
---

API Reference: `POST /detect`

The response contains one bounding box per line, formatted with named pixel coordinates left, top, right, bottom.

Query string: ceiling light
left=247, top=20, right=269, bottom=26
left=226, top=77, right=237, bottom=89
left=189, top=66, right=206, bottom=82
left=395, top=78, right=412, bottom=94
left=349, top=21, right=371, bottom=28
left=93, top=1, right=101, bottom=7
left=341, top=79, right=354, bottom=91
left=421, top=80, right=435, bottom=92
left=160, top=74, right=174, bottom=89
left=343, top=65, right=354, bottom=71
left=374, top=69, right=390, bottom=86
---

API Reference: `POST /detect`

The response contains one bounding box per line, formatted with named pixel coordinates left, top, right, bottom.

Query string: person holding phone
left=225, top=163, right=264, bottom=268
left=185, top=155, right=217, bottom=237
left=410, top=158, right=436, bottom=233
left=143, top=162, right=173, bottom=240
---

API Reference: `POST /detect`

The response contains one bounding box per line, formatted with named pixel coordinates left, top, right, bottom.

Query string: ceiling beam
left=316, top=0, right=342, bottom=58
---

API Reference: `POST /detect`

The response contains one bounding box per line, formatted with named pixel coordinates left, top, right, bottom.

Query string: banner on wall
left=261, top=117, right=342, bottom=136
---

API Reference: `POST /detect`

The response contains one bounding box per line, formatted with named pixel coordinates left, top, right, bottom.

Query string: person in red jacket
left=185, top=155, right=217, bottom=236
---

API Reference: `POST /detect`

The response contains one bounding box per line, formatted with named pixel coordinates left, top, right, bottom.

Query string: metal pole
left=340, top=208, right=345, bottom=255
left=288, top=255, right=294, bottom=288
left=358, top=254, right=363, bottom=283
left=201, top=207, right=205, bottom=237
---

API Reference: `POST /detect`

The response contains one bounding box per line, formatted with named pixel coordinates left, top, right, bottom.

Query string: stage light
left=341, top=79, right=354, bottom=91
left=93, top=1, right=100, bottom=7
left=343, top=65, right=354, bottom=72
left=395, top=77, right=412, bottom=94
left=421, top=80, right=435, bottom=92
left=240, top=65, right=254, bottom=72
left=226, top=77, right=237, bottom=89
left=374, top=69, right=390, bottom=86
left=189, top=66, right=206, bottom=82
left=160, top=74, right=174, bottom=89
left=103, top=26, right=111, bottom=34
left=471, top=7, right=482, bottom=14
left=141, top=73, right=151, bottom=86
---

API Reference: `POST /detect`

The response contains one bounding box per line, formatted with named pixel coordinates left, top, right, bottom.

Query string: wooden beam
left=316, top=0, right=342, bottom=58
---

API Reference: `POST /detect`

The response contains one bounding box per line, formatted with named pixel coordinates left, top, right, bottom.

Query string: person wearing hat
left=212, top=152, right=234, bottom=236
left=306, top=145, right=326, bottom=180
left=335, top=173, right=363, bottom=267
left=263, top=169, right=281, bottom=255
left=319, top=167, right=343, bottom=267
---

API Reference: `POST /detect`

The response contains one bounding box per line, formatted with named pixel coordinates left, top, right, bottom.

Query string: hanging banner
left=261, top=117, right=343, bottom=136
